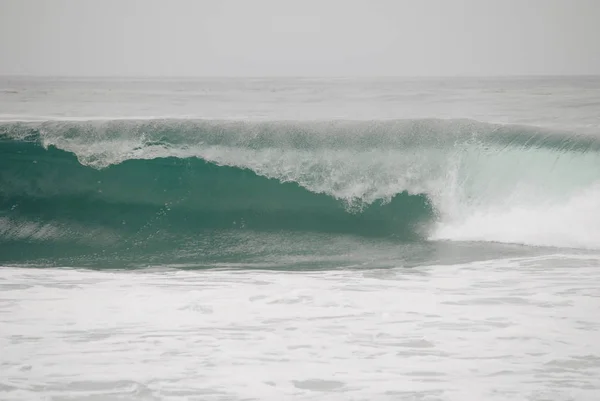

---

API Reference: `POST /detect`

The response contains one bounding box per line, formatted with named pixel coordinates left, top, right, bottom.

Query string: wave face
left=1, top=118, right=599, bottom=265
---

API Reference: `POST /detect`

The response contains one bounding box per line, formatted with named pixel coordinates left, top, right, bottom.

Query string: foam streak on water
left=2, top=257, right=600, bottom=401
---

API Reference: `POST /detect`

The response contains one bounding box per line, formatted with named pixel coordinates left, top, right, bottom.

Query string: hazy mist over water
left=1, top=1, right=600, bottom=401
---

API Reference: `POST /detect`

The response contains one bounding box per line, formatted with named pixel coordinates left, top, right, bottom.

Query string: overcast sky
left=1, top=0, right=599, bottom=77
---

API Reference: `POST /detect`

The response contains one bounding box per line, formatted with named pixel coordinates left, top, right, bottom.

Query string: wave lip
left=1, top=117, right=600, bottom=262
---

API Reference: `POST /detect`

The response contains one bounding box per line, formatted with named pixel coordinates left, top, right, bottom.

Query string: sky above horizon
left=1, top=0, right=599, bottom=77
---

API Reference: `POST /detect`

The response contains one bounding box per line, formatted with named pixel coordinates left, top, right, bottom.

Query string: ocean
left=1, top=76, right=599, bottom=400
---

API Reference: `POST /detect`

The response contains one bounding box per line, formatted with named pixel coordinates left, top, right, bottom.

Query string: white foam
left=433, top=184, right=600, bottom=250
left=2, top=259, right=600, bottom=400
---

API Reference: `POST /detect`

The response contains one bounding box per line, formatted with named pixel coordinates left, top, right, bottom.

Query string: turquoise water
left=1, top=118, right=599, bottom=267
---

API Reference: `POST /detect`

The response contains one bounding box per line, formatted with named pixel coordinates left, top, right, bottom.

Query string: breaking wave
left=1, top=118, right=599, bottom=264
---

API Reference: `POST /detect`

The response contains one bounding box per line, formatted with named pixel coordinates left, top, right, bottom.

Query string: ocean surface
left=1, top=76, right=600, bottom=400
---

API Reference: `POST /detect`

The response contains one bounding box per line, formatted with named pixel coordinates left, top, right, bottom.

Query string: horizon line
left=1, top=73, right=599, bottom=80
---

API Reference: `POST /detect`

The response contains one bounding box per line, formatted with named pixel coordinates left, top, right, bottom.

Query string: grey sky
left=1, top=0, right=599, bottom=77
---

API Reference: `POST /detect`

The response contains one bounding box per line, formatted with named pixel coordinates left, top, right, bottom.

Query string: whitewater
left=1, top=76, right=600, bottom=400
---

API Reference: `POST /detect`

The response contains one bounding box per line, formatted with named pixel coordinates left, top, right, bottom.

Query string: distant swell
left=1, top=118, right=600, bottom=265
